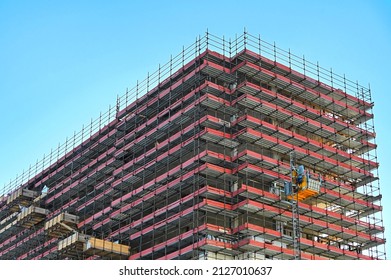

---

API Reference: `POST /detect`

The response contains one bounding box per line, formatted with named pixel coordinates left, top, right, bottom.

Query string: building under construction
left=0, top=32, right=386, bottom=260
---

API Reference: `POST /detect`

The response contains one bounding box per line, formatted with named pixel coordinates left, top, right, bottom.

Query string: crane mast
left=290, top=151, right=301, bottom=260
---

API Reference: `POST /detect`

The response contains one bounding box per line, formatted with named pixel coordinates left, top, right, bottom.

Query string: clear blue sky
left=1, top=0, right=390, bottom=257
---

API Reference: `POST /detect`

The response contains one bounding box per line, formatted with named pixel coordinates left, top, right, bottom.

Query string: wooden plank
left=6, top=189, right=40, bottom=212
left=17, top=206, right=49, bottom=229
left=84, top=237, right=130, bottom=258
left=7, top=189, right=39, bottom=204
left=45, top=212, right=79, bottom=237
left=58, top=232, right=89, bottom=258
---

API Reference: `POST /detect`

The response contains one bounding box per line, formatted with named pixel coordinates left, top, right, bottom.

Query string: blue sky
left=0, top=0, right=390, bottom=257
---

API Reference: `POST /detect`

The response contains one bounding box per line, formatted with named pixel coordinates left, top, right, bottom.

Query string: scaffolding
left=0, top=31, right=385, bottom=260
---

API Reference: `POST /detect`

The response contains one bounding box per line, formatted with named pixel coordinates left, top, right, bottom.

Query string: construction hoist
left=284, top=151, right=322, bottom=260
